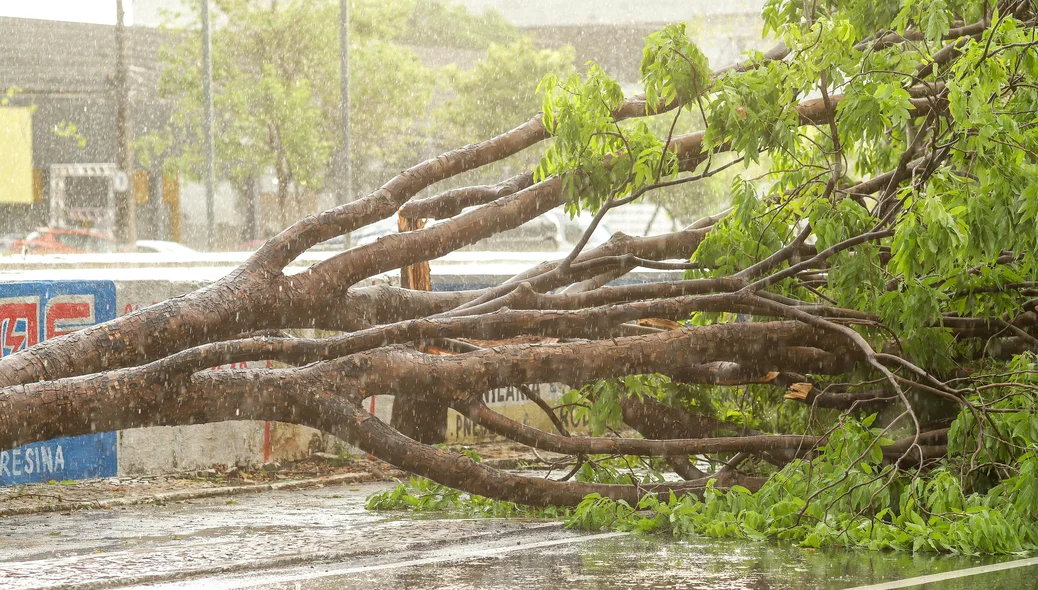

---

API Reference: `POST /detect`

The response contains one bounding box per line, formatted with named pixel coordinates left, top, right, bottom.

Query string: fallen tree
left=3, top=0, right=1038, bottom=553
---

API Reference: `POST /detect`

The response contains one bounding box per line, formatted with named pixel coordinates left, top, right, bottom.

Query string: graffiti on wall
left=0, top=281, right=118, bottom=485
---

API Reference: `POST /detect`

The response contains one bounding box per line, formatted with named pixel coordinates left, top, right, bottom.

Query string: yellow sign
left=445, top=384, right=590, bottom=444
left=0, top=108, right=33, bottom=204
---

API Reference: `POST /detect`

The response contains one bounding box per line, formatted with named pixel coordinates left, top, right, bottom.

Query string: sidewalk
left=0, top=440, right=564, bottom=517
left=0, top=454, right=390, bottom=517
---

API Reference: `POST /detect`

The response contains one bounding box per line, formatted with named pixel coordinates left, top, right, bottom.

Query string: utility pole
left=114, top=0, right=136, bottom=244
left=339, top=0, right=351, bottom=205
left=201, top=0, right=217, bottom=250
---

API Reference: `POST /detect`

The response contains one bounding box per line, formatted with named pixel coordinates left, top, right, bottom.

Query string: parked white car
left=134, top=240, right=198, bottom=254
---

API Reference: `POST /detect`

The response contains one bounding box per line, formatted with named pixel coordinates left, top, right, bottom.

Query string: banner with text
left=0, top=281, right=118, bottom=485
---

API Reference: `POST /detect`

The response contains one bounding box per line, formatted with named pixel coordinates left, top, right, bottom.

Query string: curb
left=0, top=471, right=375, bottom=518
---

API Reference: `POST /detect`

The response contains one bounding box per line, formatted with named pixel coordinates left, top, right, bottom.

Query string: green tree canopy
left=144, top=0, right=575, bottom=232
left=6, top=0, right=1038, bottom=560
left=145, top=0, right=436, bottom=227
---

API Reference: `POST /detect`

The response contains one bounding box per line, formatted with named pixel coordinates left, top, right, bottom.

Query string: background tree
left=394, top=0, right=518, bottom=49
left=437, top=38, right=575, bottom=150
left=412, top=37, right=576, bottom=204
left=147, top=0, right=435, bottom=233
left=145, top=0, right=574, bottom=239
left=4, top=0, right=1038, bottom=555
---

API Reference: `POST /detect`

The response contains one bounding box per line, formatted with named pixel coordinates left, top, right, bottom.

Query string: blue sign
left=0, top=280, right=116, bottom=354
left=0, top=280, right=119, bottom=486
left=0, top=432, right=118, bottom=485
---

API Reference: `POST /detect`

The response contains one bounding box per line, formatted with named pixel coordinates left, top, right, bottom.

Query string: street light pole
left=201, top=0, right=217, bottom=250
left=339, top=0, right=351, bottom=205
left=114, top=0, right=136, bottom=244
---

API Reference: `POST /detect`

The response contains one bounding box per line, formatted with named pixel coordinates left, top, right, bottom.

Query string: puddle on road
left=246, top=533, right=1034, bottom=590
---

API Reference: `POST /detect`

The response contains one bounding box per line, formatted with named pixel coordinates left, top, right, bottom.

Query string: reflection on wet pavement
left=0, top=482, right=1034, bottom=590
left=222, top=534, right=1035, bottom=590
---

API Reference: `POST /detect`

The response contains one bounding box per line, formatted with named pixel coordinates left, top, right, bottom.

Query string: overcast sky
left=0, top=0, right=133, bottom=25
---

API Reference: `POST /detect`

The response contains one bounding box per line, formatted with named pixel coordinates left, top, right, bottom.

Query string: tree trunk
left=276, top=164, right=291, bottom=229
left=390, top=214, right=447, bottom=444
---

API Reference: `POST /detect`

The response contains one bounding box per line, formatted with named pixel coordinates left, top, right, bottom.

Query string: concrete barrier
left=0, top=252, right=675, bottom=483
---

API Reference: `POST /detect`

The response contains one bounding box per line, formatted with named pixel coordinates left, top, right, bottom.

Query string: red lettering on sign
left=44, top=296, right=95, bottom=340
left=122, top=302, right=161, bottom=316
left=0, top=302, right=39, bottom=355
left=46, top=302, right=92, bottom=339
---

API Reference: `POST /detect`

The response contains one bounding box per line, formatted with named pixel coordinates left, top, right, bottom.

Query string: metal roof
left=0, top=16, right=167, bottom=96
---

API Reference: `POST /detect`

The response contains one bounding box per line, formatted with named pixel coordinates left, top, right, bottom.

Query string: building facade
left=0, top=16, right=180, bottom=242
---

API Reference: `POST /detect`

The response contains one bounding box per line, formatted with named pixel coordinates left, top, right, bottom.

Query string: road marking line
left=844, top=555, right=1038, bottom=590
left=210, top=531, right=627, bottom=589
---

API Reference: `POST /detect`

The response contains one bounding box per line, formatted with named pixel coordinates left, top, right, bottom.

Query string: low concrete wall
left=116, top=422, right=331, bottom=476
left=118, top=422, right=265, bottom=476
left=1, top=253, right=671, bottom=483
left=114, top=276, right=352, bottom=477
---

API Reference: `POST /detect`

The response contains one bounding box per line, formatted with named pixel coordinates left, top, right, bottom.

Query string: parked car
left=309, top=235, right=348, bottom=251
left=348, top=217, right=400, bottom=248
left=225, top=206, right=616, bottom=255
left=0, top=233, right=23, bottom=254
left=233, top=239, right=268, bottom=251
left=11, top=229, right=195, bottom=256
left=134, top=240, right=197, bottom=254
left=14, top=228, right=118, bottom=255
left=460, top=212, right=562, bottom=252
left=546, top=207, right=612, bottom=250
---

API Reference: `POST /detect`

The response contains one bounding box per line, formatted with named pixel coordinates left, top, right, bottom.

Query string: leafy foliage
left=148, top=0, right=540, bottom=228
left=148, top=0, right=578, bottom=231
left=366, top=446, right=569, bottom=518
left=395, top=0, right=518, bottom=50
left=363, top=0, right=1038, bottom=556
left=367, top=474, right=572, bottom=518
left=641, top=23, right=711, bottom=113
left=534, top=25, right=716, bottom=214
left=567, top=413, right=1038, bottom=555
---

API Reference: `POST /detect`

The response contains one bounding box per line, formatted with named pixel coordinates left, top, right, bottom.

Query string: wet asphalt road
left=0, top=482, right=1035, bottom=589
left=0, top=482, right=563, bottom=589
